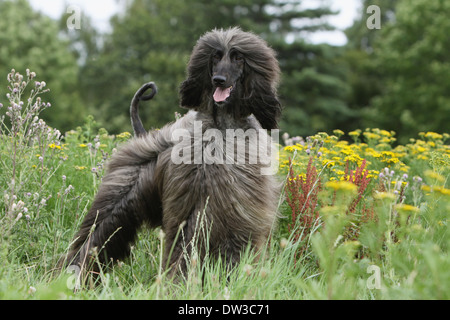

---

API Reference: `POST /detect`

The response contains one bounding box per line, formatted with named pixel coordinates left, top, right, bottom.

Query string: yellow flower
left=322, top=159, right=335, bottom=168
left=48, top=143, right=62, bottom=150
left=344, top=153, right=364, bottom=165
left=333, top=129, right=344, bottom=137
left=367, top=170, right=379, bottom=179
left=374, top=192, right=396, bottom=201
left=333, top=169, right=346, bottom=176
left=75, top=166, right=87, bottom=171
left=349, top=130, right=361, bottom=137
left=423, top=186, right=450, bottom=197
left=376, top=143, right=391, bottom=150
left=340, top=147, right=353, bottom=155
left=380, top=137, right=393, bottom=144
left=363, top=132, right=380, bottom=141
left=424, top=170, right=445, bottom=183
left=381, top=151, right=395, bottom=157
left=384, top=157, right=400, bottom=164
left=116, top=132, right=132, bottom=140
left=424, top=132, right=443, bottom=140
left=417, top=154, right=429, bottom=160
left=365, top=148, right=382, bottom=158
left=79, top=144, right=87, bottom=148
left=284, top=146, right=294, bottom=152
left=324, top=136, right=338, bottom=143
left=320, top=204, right=347, bottom=216
left=284, top=144, right=303, bottom=153
left=325, top=181, right=357, bottom=193
left=434, top=187, right=450, bottom=196
left=395, top=204, right=419, bottom=213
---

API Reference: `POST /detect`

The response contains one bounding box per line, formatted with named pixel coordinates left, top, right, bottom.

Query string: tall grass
left=1, top=70, right=449, bottom=300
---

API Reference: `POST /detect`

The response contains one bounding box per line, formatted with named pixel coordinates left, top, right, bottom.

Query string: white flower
left=15, top=212, right=23, bottom=221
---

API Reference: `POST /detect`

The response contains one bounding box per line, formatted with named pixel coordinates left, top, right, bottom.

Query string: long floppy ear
left=179, top=37, right=213, bottom=109
left=236, top=33, right=282, bottom=130
left=243, top=69, right=282, bottom=130
left=180, top=77, right=203, bottom=108
left=252, top=94, right=282, bottom=130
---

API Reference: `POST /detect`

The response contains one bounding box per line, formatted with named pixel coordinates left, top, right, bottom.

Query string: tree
left=342, top=0, right=399, bottom=133
left=0, top=0, right=84, bottom=131
left=277, top=40, right=352, bottom=136
left=269, top=2, right=352, bottom=136
left=345, top=0, right=397, bottom=52
left=366, top=0, right=450, bottom=141
left=77, top=0, right=196, bottom=133
left=186, top=0, right=353, bottom=136
left=81, top=0, right=352, bottom=136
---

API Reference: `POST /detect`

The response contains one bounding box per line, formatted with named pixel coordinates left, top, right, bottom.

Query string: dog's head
left=180, top=27, right=281, bottom=129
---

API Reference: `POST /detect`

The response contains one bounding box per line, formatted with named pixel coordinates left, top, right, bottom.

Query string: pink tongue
left=213, top=87, right=231, bottom=102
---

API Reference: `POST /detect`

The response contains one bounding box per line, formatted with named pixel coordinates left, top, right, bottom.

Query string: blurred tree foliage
left=342, top=0, right=397, bottom=132
left=1, top=0, right=448, bottom=141
left=366, top=0, right=450, bottom=141
left=0, top=0, right=85, bottom=129
left=344, top=0, right=450, bottom=142
left=71, top=0, right=351, bottom=135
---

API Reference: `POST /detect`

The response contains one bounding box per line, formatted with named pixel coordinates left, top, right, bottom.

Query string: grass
left=1, top=69, right=449, bottom=300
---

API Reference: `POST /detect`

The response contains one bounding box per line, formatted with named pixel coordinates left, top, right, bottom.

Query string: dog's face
left=211, top=48, right=245, bottom=107
left=180, top=27, right=281, bottom=129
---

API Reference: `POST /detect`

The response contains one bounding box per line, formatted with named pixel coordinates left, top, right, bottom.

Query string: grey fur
left=64, top=27, right=282, bottom=278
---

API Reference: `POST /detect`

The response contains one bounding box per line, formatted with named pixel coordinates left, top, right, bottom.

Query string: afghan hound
left=64, top=27, right=282, bottom=279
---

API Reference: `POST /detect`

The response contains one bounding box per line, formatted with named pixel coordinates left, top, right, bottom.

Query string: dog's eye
left=213, top=52, right=222, bottom=62
left=234, top=54, right=244, bottom=62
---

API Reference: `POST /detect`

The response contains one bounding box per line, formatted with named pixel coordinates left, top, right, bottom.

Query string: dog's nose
left=213, top=75, right=227, bottom=87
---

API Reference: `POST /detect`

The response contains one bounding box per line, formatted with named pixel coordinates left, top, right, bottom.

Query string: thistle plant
left=1, top=69, right=62, bottom=221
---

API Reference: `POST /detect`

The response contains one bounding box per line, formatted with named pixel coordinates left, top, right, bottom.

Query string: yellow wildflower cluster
left=394, top=203, right=420, bottom=213
left=422, top=185, right=450, bottom=196
left=280, top=130, right=450, bottom=184
left=48, top=143, right=62, bottom=150
left=420, top=171, right=450, bottom=197
left=325, top=181, right=357, bottom=193
left=116, top=132, right=132, bottom=141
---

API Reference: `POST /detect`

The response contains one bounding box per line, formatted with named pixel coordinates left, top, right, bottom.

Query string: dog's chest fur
left=154, top=111, right=278, bottom=251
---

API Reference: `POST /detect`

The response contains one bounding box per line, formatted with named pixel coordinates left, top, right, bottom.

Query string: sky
left=28, top=0, right=361, bottom=46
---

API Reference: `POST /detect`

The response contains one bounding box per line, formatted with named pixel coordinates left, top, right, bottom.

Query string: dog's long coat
left=65, top=27, right=281, bottom=277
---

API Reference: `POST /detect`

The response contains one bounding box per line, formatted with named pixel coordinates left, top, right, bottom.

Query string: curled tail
left=130, top=82, right=158, bottom=137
